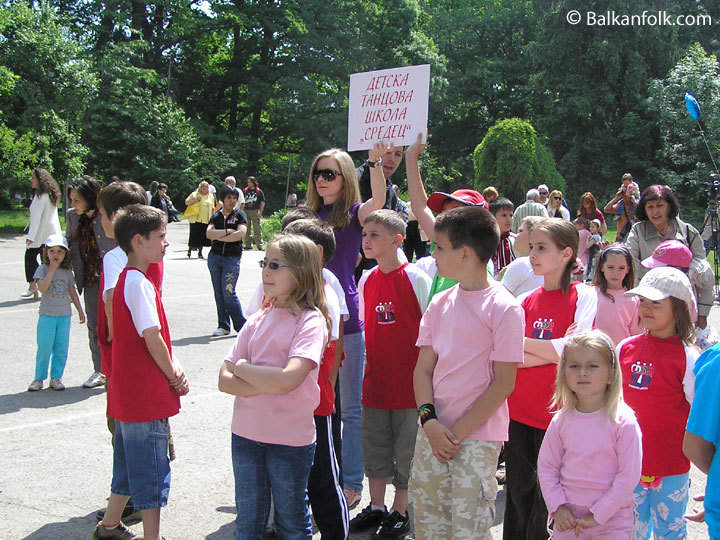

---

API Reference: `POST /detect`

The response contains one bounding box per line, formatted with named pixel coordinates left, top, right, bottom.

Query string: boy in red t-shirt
left=93, top=205, right=188, bottom=540
left=351, top=210, right=431, bottom=538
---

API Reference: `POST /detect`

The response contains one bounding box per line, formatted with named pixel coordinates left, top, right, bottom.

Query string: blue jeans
left=35, top=314, right=70, bottom=380
left=111, top=419, right=171, bottom=510
left=231, top=434, right=315, bottom=540
left=339, top=331, right=365, bottom=492
left=207, top=252, right=245, bottom=331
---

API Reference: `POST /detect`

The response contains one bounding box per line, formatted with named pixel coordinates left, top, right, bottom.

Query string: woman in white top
left=545, top=189, right=571, bottom=221
left=22, top=168, right=61, bottom=299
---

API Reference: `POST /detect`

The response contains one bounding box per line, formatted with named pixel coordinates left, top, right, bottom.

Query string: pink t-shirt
left=593, top=288, right=642, bottom=346
left=538, top=404, right=642, bottom=524
left=577, top=229, right=592, bottom=266
left=416, top=282, right=525, bottom=441
left=224, top=307, right=328, bottom=446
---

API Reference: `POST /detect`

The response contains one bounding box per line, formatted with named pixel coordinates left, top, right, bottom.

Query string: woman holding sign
left=306, top=142, right=389, bottom=507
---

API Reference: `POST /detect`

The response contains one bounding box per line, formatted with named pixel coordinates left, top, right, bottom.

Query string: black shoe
left=95, top=500, right=141, bottom=525
left=372, top=510, right=410, bottom=539
left=349, top=504, right=387, bottom=532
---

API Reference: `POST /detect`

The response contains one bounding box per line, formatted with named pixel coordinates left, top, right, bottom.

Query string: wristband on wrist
left=418, top=403, right=437, bottom=426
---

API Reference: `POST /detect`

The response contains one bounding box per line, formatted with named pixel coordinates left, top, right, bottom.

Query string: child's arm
left=537, top=418, right=575, bottom=531
left=232, top=356, right=315, bottom=394
left=35, top=264, right=57, bottom=294
left=414, top=345, right=460, bottom=460
left=104, top=290, right=114, bottom=342
left=358, top=141, right=390, bottom=225
left=683, top=431, right=715, bottom=474
left=218, top=361, right=262, bottom=397
left=206, top=222, right=247, bottom=242
left=588, top=418, right=643, bottom=525
left=328, top=326, right=344, bottom=390
left=405, top=133, right=436, bottom=242
left=69, top=285, right=86, bottom=324
left=143, top=327, right=189, bottom=395
left=586, top=236, right=596, bottom=248
left=450, top=362, right=517, bottom=441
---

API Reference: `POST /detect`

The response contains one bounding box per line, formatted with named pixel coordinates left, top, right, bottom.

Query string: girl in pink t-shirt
left=538, top=330, right=642, bottom=539
left=219, top=234, right=331, bottom=539
left=592, top=245, right=642, bottom=346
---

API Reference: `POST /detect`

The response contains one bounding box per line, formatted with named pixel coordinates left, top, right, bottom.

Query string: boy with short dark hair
left=411, top=206, right=525, bottom=539
left=94, top=204, right=188, bottom=540
left=489, top=197, right=516, bottom=277
left=351, top=209, right=431, bottom=538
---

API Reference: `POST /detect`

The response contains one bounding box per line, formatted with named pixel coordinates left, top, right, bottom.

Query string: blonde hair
left=553, top=330, right=624, bottom=422
left=547, top=190, right=563, bottom=212
left=364, top=209, right=406, bottom=237
left=266, top=234, right=332, bottom=336
left=306, top=148, right=360, bottom=229
left=482, top=186, right=499, bottom=202
left=520, top=215, right=546, bottom=234
left=533, top=218, right=578, bottom=293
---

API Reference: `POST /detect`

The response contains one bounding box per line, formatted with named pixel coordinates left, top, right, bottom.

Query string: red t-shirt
left=98, top=262, right=163, bottom=376
left=619, top=333, right=696, bottom=477
left=359, top=263, right=428, bottom=410
left=510, top=283, right=579, bottom=430
left=107, top=267, right=180, bottom=422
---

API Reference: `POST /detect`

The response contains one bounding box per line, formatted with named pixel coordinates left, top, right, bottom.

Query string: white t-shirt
left=501, top=256, right=544, bottom=298
left=124, top=269, right=161, bottom=337
left=103, top=246, right=165, bottom=300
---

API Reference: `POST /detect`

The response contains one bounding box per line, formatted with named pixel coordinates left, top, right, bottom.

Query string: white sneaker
left=83, top=372, right=106, bottom=388
left=49, top=378, right=65, bottom=391
left=212, top=327, right=230, bottom=336
left=28, top=379, right=43, bottom=392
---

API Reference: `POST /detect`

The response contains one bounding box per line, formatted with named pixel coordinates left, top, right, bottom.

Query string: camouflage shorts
left=410, top=430, right=500, bottom=539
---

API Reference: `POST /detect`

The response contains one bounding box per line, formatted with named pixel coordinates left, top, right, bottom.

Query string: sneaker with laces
left=83, top=372, right=107, bottom=388
left=212, top=327, right=230, bottom=336
left=92, top=521, right=139, bottom=539
left=372, top=510, right=410, bottom=539
left=27, top=380, right=43, bottom=392
left=349, top=504, right=387, bottom=532
left=49, top=378, right=65, bottom=391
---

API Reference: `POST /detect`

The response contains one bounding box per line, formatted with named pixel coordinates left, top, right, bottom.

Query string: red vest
left=509, top=283, right=579, bottom=430
left=107, top=267, right=180, bottom=422
left=361, top=264, right=422, bottom=410
left=315, top=340, right=340, bottom=417
left=98, top=262, right=163, bottom=376
left=620, top=333, right=691, bottom=476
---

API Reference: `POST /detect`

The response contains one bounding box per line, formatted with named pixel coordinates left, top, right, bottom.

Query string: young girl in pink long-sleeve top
left=538, top=330, right=643, bottom=539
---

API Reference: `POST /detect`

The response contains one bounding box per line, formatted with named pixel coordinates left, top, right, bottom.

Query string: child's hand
left=576, top=513, right=598, bottom=530
left=684, top=494, right=706, bottom=523
left=170, top=367, right=189, bottom=395
left=232, top=358, right=248, bottom=377
left=405, top=132, right=426, bottom=162
left=78, top=311, right=86, bottom=324
left=423, top=420, right=460, bottom=461
left=553, top=505, right=577, bottom=533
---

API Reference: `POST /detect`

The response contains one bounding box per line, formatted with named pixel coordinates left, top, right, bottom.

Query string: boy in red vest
left=93, top=204, right=188, bottom=540
left=350, top=209, right=431, bottom=538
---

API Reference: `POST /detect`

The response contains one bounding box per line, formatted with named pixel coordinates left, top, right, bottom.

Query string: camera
left=704, top=173, right=720, bottom=200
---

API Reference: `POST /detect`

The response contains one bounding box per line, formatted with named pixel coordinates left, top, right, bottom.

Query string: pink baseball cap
left=427, top=189, right=486, bottom=213
left=642, top=240, right=692, bottom=269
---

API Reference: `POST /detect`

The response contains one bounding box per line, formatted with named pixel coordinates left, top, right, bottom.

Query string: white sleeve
left=245, top=283, right=265, bottom=317
left=102, top=249, right=127, bottom=300
left=549, top=283, right=598, bottom=357
left=397, top=246, right=408, bottom=264
left=324, top=284, right=341, bottom=341
left=124, top=271, right=161, bottom=337
left=415, top=255, right=436, bottom=279
left=406, top=265, right=432, bottom=313
left=323, top=269, right=349, bottom=320
left=683, top=344, right=700, bottom=404
left=501, top=258, right=525, bottom=296
left=237, top=189, right=245, bottom=204
left=358, top=272, right=369, bottom=324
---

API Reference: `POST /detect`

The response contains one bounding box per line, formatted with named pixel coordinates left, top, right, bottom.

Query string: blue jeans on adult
left=35, top=314, right=71, bottom=380
left=231, top=434, right=315, bottom=540
left=339, top=331, right=365, bottom=493
left=207, top=252, right=245, bottom=332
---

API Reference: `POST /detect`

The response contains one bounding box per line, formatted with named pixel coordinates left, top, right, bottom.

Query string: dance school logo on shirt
left=530, top=317, right=554, bottom=340
left=375, top=302, right=396, bottom=324
left=629, top=360, right=654, bottom=390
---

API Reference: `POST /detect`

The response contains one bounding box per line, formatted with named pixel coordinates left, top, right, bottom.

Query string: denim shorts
left=111, top=418, right=171, bottom=510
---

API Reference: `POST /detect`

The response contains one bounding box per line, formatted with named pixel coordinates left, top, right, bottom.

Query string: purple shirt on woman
left=318, top=202, right=364, bottom=335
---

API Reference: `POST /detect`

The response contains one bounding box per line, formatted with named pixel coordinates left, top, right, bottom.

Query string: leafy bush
left=261, top=208, right=290, bottom=244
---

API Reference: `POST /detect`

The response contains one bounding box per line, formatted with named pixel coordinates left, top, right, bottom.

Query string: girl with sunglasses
left=306, top=142, right=389, bottom=506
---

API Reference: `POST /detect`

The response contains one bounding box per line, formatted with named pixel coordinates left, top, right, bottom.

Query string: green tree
left=647, top=43, right=720, bottom=222
left=473, top=118, right=564, bottom=203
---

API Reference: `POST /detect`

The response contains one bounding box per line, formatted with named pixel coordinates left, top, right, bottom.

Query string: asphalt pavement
left=0, top=221, right=711, bottom=539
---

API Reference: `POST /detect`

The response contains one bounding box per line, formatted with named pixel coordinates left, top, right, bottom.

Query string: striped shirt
left=511, top=201, right=549, bottom=232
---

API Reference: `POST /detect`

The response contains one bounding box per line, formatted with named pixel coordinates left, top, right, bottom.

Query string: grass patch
left=0, top=209, right=66, bottom=234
